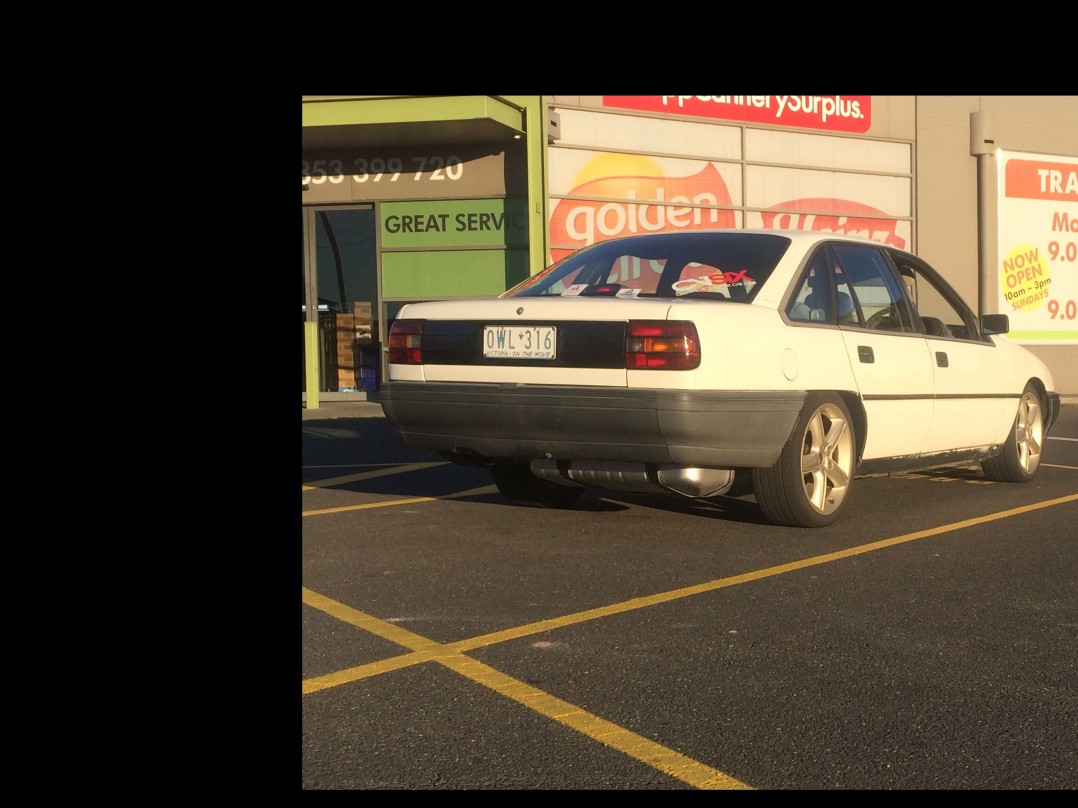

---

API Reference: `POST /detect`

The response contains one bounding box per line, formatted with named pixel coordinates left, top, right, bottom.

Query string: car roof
left=587, top=229, right=895, bottom=250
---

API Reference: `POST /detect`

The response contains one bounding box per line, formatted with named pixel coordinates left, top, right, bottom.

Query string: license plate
left=483, top=325, right=557, bottom=359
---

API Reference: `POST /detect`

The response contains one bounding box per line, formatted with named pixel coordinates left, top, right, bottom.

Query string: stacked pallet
left=334, top=303, right=376, bottom=392
left=354, top=302, right=379, bottom=391
left=335, top=313, right=358, bottom=391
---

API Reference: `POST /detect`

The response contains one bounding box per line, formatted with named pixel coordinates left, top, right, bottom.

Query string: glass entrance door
left=301, top=205, right=378, bottom=396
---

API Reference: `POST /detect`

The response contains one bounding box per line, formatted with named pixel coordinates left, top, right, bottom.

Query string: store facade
left=301, top=95, right=1078, bottom=407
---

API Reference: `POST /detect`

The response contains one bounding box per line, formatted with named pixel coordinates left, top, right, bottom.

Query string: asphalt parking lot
left=301, top=403, right=1078, bottom=790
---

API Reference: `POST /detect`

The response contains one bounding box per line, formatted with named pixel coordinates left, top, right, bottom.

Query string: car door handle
left=857, top=346, right=874, bottom=363
left=936, top=351, right=949, bottom=367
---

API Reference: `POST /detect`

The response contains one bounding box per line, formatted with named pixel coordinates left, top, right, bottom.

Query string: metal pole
left=977, top=152, right=993, bottom=317
left=970, top=111, right=996, bottom=318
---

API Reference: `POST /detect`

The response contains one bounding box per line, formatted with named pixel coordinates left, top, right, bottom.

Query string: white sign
left=996, top=150, right=1078, bottom=343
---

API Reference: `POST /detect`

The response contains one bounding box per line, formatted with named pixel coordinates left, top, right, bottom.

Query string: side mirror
left=981, top=313, right=1010, bottom=335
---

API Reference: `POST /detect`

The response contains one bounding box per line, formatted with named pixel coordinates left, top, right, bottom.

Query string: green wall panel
left=382, top=249, right=531, bottom=298
left=381, top=199, right=528, bottom=248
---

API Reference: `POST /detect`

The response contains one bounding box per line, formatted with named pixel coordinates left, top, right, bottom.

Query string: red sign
left=548, top=164, right=904, bottom=263
left=549, top=162, right=736, bottom=261
left=760, top=199, right=906, bottom=248
left=1005, top=158, right=1078, bottom=202
left=603, top=95, right=872, bottom=134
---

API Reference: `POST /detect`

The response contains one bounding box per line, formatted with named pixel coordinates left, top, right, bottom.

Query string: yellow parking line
left=303, top=491, right=1078, bottom=788
left=447, top=493, right=1078, bottom=654
left=302, top=461, right=446, bottom=491
left=302, top=485, right=497, bottom=517
left=302, top=588, right=749, bottom=790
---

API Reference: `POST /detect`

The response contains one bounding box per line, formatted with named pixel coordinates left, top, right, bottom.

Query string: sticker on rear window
left=673, top=269, right=753, bottom=295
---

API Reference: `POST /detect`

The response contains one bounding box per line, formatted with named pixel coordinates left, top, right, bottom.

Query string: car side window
left=787, top=251, right=834, bottom=323
left=832, top=244, right=917, bottom=332
left=888, top=253, right=983, bottom=341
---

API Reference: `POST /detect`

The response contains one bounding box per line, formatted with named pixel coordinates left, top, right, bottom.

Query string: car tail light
left=388, top=319, right=424, bottom=364
left=625, top=321, right=700, bottom=369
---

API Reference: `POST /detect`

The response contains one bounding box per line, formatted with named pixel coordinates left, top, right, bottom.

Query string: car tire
left=980, top=384, right=1045, bottom=483
left=752, top=393, right=856, bottom=528
left=490, top=463, right=585, bottom=508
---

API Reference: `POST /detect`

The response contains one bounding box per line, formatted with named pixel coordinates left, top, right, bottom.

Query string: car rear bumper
left=380, top=382, right=806, bottom=467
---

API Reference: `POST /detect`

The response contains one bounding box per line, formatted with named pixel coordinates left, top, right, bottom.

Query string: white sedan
left=380, top=230, right=1061, bottom=527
